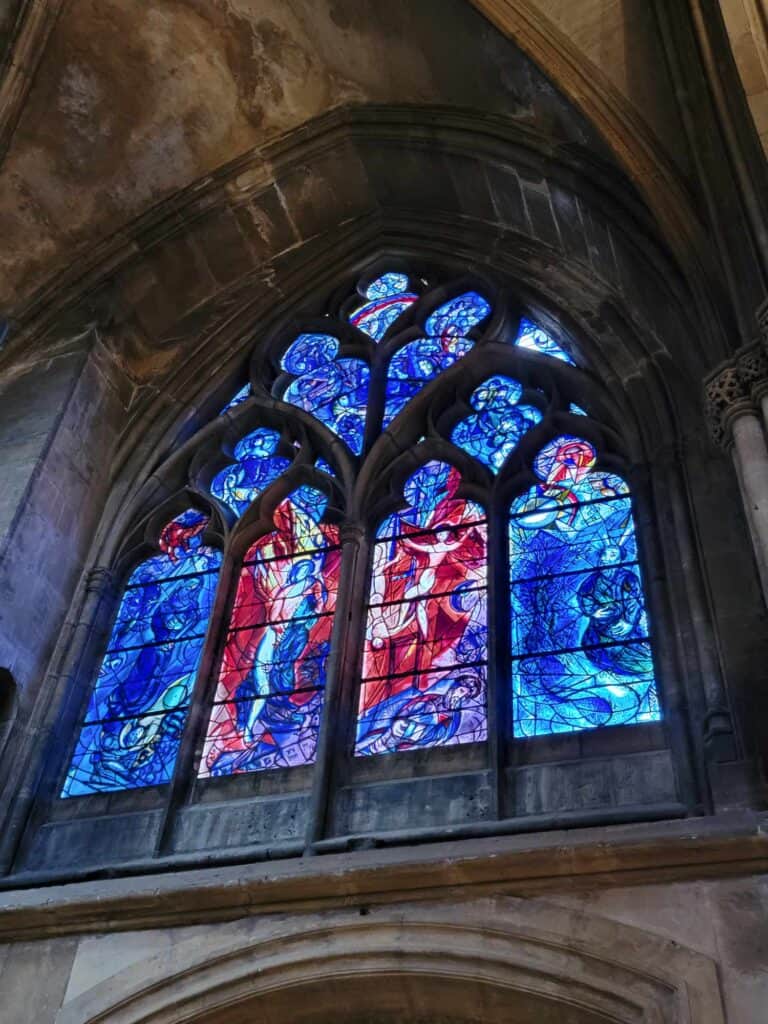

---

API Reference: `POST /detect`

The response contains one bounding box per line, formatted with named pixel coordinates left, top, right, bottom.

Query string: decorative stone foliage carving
left=704, top=339, right=768, bottom=446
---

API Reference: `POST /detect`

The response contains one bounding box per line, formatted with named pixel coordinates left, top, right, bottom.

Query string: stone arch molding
left=56, top=899, right=724, bottom=1024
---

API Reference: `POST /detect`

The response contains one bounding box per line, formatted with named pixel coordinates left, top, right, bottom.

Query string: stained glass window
left=509, top=436, right=660, bottom=736
left=356, top=462, right=488, bottom=755
left=451, top=376, right=543, bottom=472
left=515, top=317, right=575, bottom=365
left=211, top=428, right=290, bottom=517
left=201, top=488, right=340, bottom=775
left=67, top=270, right=663, bottom=800
left=63, top=511, right=221, bottom=796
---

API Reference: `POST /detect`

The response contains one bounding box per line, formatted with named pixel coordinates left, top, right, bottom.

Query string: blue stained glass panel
left=350, top=294, right=417, bottom=341
left=515, top=317, right=575, bottom=365
left=364, top=273, right=410, bottom=300
left=211, top=428, right=290, bottom=517
left=451, top=376, right=543, bottom=472
left=383, top=335, right=474, bottom=426
left=356, top=668, right=487, bottom=755
left=63, top=511, right=222, bottom=797
left=425, top=291, right=491, bottom=339
left=513, top=650, right=658, bottom=736
left=63, top=709, right=188, bottom=796
left=282, top=358, right=369, bottom=454
left=509, top=495, right=637, bottom=579
left=314, top=456, right=335, bottom=476
left=220, top=384, right=251, bottom=414
left=509, top=436, right=660, bottom=738
left=281, top=334, right=339, bottom=376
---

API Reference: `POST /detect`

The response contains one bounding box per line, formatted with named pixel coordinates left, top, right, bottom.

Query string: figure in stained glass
left=280, top=332, right=369, bottom=455
left=356, top=462, right=488, bottom=755
left=509, top=435, right=659, bottom=736
left=63, top=511, right=222, bottom=797
left=515, top=317, right=574, bottom=365
left=451, top=376, right=543, bottom=472
left=201, top=488, right=340, bottom=775
left=382, top=291, right=491, bottom=425
left=211, top=428, right=291, bottom=517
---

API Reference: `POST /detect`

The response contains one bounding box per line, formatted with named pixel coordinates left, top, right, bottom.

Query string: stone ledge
left=0, top=811, right=766, bottom=940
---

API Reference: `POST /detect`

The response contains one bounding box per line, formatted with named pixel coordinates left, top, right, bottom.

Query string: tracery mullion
left=154, top=527, right=248, bottom=855
left=306, top=522, right=370, bottom=846
left=486, top=493, right=511, bottom=821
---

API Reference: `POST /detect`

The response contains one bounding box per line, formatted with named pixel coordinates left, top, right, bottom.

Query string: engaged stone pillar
left=705, top=341, right=768, bottom=602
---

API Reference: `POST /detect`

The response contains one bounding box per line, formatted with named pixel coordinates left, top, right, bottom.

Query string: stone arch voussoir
left=55, top=898, right=723, bottom=1024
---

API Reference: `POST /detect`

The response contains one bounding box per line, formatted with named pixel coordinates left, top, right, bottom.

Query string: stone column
left=705, top=340, right=768, bottom=602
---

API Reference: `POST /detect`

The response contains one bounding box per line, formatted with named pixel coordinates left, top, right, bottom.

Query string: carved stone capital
left=703, top=341, right=767, bottom=446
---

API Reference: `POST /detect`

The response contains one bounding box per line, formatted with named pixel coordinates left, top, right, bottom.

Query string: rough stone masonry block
left=514, top=749, right=677, bottom=816
left=23, top=810, right=164, bottom=872
left=172, top=793, right=310, bottom=853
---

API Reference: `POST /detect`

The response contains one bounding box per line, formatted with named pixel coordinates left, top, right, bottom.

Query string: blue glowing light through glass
left=451, top=376, right=543, bottom=472
left=349, top=274, right=417, bottom=341
left=201, top=489, right=340, bottom=775
left=509, top=435, right=660, bottom=737
left=355, top=462, right=488, bottom=755
left=314, top=456, right=335, bottom=476
left=281, top=334, right=339, bottom=376
left=220, top=384, right=251, bottom=415
left=515, top=318, right=574, bottom=365
left=425, top=292, right=491, bottom=339
left=63, top=511, right=222, bottom=796
left=282, top=359, right=369, bottom=455
left=365, top=273, right=410, bottom=300
left=383, top=335, right=474, bottom=426
left=211, top=428, right=290, bottom=517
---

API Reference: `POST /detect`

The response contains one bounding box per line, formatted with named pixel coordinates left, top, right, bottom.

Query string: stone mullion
left=485, top=496, right=510, bottom=822
left=306, top=523, right=369, bottom=849
left=154, top=549, right=236, bottom=858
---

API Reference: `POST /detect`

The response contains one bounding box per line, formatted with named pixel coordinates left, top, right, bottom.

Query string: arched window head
left=356, top=462, right=488, bottom=756
left=63, top=510, right=221, bottom=797
left=201, top=487, right=340, bottom=777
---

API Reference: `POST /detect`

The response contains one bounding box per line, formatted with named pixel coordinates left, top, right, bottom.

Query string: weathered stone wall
left=0, top=870, right=765, bottom=1022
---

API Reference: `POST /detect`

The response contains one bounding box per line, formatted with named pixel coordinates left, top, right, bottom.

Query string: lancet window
left=62, top=269, right=662, bottom=798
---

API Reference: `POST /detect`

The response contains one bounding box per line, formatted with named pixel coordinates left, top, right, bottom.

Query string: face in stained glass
left=508, top=436, right=660, bottom=738
left=62, top=511, right=222, bottom=797
left=211, top=428, right=291, bottom=517
left=356, top=462, right=488, bottom=756
left=451, top=376, right=543, bottom=472
left=201, top=488, right=340, bottom=776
